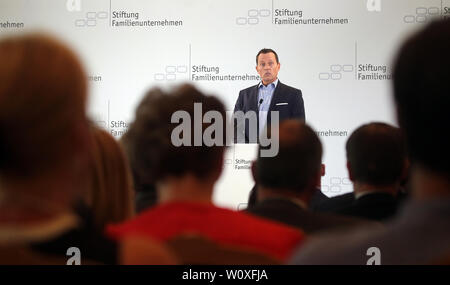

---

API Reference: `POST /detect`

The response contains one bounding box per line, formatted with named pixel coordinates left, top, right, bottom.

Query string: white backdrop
left=1, top=0, right=447, bottom=209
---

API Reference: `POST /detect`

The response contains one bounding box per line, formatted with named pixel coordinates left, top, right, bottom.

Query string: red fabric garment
left=106, top=202, right=305, bottom=260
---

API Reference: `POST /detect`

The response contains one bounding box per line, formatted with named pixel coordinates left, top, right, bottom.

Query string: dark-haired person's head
left=124, top=84, right=226, bottom=203
left=256, top=48, right=279, bottom=65
left=254, top=120, right=322, bottom=203
left=393, top=19, right=450, bottom=178
left=0, top=34, right=91, bottom=208
left=256, top=48, right=280, bottom=86
left=346, top=122, right=407, bottom=194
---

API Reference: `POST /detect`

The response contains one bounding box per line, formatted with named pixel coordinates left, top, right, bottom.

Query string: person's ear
left=321, top=163, right=326, bottom=176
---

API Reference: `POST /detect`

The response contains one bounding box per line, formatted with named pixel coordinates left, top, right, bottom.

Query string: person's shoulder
left=239, top=84, right=259, bottom=94
left=278, top=81, right=301, bottom=94
left=330, top=192, right=355, bottom=201
left=105, top=204, right=166, bottom=239
left=312, top=211, right=378, bottom=229
left=240, top=209, right=302, bottom=233
left=314, top=192, right=355, bottom=212
left=246, top=198, right=304, bottom=216
left=289, top=222, right=385, bottom=264
left=31, top=223, right=119, bottom=264
left=324, top=193, right=355, bottom=206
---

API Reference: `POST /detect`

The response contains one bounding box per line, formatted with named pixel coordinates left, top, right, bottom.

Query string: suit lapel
left=250, top=84, right=259, bottom=115
left=268, top=81, right=283, bottom=112
left=267, top=81, right=283, bottom=125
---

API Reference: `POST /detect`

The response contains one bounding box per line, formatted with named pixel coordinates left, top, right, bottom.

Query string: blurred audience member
left=317, top=122, right=407, bottom=222
left=246, top=120, right=372, bottom=233
left=248, top=164, right=329, bottom=211
left=120, top=236, right=178, bottom=265
left=313, top=191, right=355, bottom=213
left=120, top=131, right=158, bottom=213
left=309, top=164, right=330, bottom=210
left=84, top=125, right=134, bottom=230
left=291, top=19, right=450, bottom=264
left=0, top=35, right=116, bottom=264
left=107, top=85, right=304, bottom=262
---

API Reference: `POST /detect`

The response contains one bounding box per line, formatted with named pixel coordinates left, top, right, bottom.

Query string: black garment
left=135, top=185, right=158, bottom=213
left=234, top=81, right=305, bottom=143
left=247, top=185, right=329, bottom=211
left=246, top=198, right=370, bottom=234
left=128, top=147, right=158, bottom=213
left=337, top=192, right=400, bottom=222
left=309, top=189, right=330, bottom=211
left=31, top=225, right=118, bottom=264
left=313, top=192, right=355, bottom=213
left=31, top=203, right=118, bottom=264
left=247, top=184, right=258, bottom=208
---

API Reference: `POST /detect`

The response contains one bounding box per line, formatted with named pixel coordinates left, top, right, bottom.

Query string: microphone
left=258, top=98, right=263, bottom=109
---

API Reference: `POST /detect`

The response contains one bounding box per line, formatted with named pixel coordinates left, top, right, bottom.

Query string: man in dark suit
left=246, top=120, right=372, bottom=234
left=233, top=49, right=305, bottom=143
left=316, top=122, right=408, bottom=222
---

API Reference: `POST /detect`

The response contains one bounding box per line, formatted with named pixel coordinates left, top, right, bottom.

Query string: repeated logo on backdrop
left=235, top=0, right=351, bottom=26
left=65, top=0, right=183, bottom=28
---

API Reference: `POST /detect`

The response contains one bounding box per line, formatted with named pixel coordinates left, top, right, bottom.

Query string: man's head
left=254, top=120, right=322, bottom=200
left=256, top=48, right=280, bottom=86
left=124, top=84, right=226, bottom=191
left=393, top=19, right=450, bottom=177
left=0, top=34, right=91, bottom=206
left=346, top=122, right=407, bottom=188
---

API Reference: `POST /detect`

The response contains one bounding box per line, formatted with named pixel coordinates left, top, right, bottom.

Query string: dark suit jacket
left=246, top=198, right=371, bottom=234
left=233, top=81, right=305, bottom=143
left=313, top=192, right=355, bottom=213
left=309, top=189, right=330, bottom=211
left=337, top=192, right=400, bottom=222
left=247, top=184, right=329, bottom=211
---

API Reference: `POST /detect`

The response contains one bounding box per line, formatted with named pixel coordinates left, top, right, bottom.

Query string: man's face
left=256, top=52, right=280, bottom=85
